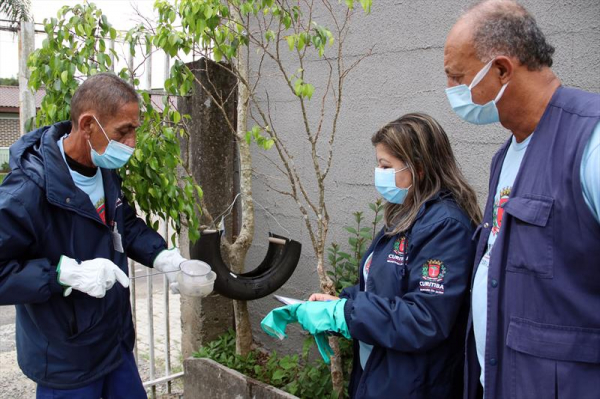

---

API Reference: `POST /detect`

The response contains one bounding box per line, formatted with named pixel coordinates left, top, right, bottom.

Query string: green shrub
left=327, top=199, right=384, bottom=295
left=0, top=162, right=9, bottom=173
left=194, top=329, right=336, bottom=398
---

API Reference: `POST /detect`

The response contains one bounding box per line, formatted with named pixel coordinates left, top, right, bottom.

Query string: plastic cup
left=177, top=260, right=216, bottom=297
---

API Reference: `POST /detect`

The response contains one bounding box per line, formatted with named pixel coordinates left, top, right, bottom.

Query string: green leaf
left=344, top=226, right=357, bottom=234
left=293, top=78, right=303, bottom=97
left=286, top=35, right=295, bottom=51
left=360, top=0, right=372, bottom=13
left=272, top=369, right=285, bottom=381
left=263, top=139, right=275, bottom=150
left=60, top=70, right=69, bottom=84
left=303, top=83, right=314, bottom=100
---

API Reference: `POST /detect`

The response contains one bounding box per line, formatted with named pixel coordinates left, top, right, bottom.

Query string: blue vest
left=465, top=87, right=600, bottom=399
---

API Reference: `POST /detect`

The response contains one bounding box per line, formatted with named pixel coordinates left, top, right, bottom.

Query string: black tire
left=189, top=230, right=302, bottom=301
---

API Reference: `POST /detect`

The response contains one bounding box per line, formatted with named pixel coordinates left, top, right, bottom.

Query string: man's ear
left=78, top=114, right=95, bottom=140
left=494, top=56, right=514, bottom=85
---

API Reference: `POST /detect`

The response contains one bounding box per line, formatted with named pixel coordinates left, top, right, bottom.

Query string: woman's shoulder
left=413, top=193, right=474, bottom=233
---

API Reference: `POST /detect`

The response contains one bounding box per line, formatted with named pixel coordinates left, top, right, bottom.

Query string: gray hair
left=467, top=0, right=555, bottom=70
left=70, top=73, right=139, bottom=128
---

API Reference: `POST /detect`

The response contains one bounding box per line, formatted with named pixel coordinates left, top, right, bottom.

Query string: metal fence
left=130, top=222, right=184, bottom=399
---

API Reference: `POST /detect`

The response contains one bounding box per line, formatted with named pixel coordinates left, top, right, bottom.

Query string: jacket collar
left=13, top=121, right=116, bottom=225
left=414, top=190, right=452, bottom=221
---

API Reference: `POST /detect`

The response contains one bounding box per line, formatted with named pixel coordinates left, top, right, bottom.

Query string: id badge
left=112, top=222, right=124, bottom=253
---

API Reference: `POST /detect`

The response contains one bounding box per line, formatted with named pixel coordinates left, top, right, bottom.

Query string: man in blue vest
left=443, top=1, right=600, bottom=398
left=0, top=73, right=190, bottom=398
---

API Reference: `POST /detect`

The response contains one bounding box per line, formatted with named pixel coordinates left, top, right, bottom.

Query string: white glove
left=153, top=248, right=186, bottom=294
left=57, top=255, right=130, bottom=298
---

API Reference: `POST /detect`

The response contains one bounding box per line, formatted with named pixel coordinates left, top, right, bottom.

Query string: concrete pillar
left=178, top=58, right=238, bottom=359
left=18, top=21, right=35, bottom=136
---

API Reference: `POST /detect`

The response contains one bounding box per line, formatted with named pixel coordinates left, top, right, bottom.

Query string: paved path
left=0, top=263, right=183, bottom=399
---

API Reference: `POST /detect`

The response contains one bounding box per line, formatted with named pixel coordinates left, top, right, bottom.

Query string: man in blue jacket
left=443, top=1, right=600, bottom=398
left=0, top=73, right=189, bottom=398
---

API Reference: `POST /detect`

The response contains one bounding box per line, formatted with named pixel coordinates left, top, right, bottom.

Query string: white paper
left=273, top=294, right=305, bottom=305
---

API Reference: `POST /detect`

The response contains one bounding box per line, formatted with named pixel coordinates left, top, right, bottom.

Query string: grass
left=0, top=173, right=6, bottom=184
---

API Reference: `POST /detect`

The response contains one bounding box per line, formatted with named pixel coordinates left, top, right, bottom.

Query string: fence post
left=18, top=21, right=35, bottom=135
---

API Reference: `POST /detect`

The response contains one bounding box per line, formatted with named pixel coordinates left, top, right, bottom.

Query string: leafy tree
left=27, top=3, right=203, bottom=243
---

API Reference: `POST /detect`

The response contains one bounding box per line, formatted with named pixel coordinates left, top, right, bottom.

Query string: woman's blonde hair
left=372, top=113, right=482, bottom=235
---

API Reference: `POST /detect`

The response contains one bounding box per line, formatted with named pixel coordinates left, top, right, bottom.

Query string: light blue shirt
left=473, top=122, right=600, bottom=390
left=57, top=135, right=106, bottom=223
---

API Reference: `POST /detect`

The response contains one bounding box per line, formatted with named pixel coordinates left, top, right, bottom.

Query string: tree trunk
left=231, top=34, right=254, bottom=356
left=329, top=336, right=344, bottom=397
left=317, top=249, right=344, bottom=395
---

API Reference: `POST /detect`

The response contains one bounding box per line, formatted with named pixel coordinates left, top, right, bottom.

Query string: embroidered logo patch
left=420, top=260, right=446, bottom=294
left=492, top=187, right=511, bottom=235
left=387, top=236, right=407, bottom=266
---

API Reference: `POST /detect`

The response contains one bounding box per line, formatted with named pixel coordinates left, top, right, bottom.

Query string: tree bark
left=231, top=32, right=254, bottom=356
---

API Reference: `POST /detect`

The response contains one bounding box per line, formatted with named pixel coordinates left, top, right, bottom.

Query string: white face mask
left=445, top=59, right=509, bottom=125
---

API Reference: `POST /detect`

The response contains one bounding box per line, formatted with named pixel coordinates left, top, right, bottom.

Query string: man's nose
left=125, top=136, right=136, bottom=149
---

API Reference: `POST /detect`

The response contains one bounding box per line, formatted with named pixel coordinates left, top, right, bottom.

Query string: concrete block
left=184, top=358, right=298, bottom=399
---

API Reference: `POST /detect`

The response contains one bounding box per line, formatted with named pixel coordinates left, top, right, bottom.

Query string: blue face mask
left=374, top=166, right=412, bottom=204
left=89, top=116, right=134, bottom=169
left=445, top=59, right=509, bottom=125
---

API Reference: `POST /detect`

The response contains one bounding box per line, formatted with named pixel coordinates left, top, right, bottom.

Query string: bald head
left=452, top=0, right=554, bottom=71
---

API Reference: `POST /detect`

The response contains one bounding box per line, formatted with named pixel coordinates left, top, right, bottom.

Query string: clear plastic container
left=177, top=260, right=216, bottom=297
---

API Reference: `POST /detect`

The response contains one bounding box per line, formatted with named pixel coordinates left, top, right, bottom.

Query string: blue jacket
left=341, top=192, right=475, bottom=398
left=0, top=121, right=167, bottom=389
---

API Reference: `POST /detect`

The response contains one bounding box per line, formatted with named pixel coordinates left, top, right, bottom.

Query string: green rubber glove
left=261, top=300, right=351, bottom=364
left=260, top=303, right=302, bottom=340
left=314, top=333, right=335, bottom=364
left=296, top=299, right=351, bottom=339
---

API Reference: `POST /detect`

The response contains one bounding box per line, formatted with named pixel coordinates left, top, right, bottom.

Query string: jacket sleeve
left=343, top=217, right=474, bottom=353
left=340, top=284, right=359, bottom=300
left=0, top=191, right=63, bottom=305
left=122, top=197, right=167, bottom=267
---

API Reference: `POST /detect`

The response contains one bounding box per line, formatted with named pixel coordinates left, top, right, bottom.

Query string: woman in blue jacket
left=263, top=113, right=480, bottom=398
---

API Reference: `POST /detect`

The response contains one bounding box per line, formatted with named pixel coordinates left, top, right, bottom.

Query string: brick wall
left=0, top=116, right=20, bottom=147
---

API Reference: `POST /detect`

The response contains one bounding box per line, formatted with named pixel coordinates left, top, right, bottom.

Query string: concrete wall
left=184, top=358, right=298, bottom=399
left=241, top=0, right=600, bottom=354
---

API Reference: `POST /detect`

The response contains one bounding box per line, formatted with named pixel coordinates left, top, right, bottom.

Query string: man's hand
left=57, top=256, right=129, bottom=298
left=153, top=248, right=186, bottom=294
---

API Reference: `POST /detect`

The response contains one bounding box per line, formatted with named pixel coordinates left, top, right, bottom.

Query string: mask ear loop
left=92, top=115, right=111, bottom=143
left=468, top=59, right=495, bottom=90
left=494, top=82, right=509, bottom=103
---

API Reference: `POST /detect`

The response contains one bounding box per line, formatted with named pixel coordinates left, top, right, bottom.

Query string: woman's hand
left=308, top=293, right=340, bottom=301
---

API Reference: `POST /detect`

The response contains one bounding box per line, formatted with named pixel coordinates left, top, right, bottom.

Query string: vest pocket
left=503, top=195, right=554, bottom=278
left=506, top=317, right=600, bottom=399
